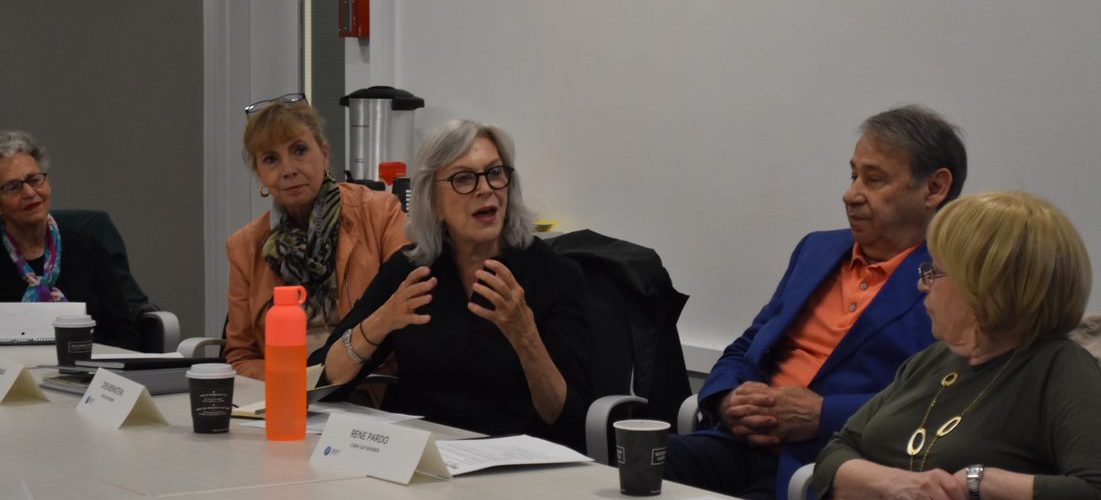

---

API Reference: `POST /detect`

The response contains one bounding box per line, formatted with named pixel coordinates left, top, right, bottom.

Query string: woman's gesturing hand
left=374, top=266, right=436, bottom=334
left=468, top=259, right=538, bottom=344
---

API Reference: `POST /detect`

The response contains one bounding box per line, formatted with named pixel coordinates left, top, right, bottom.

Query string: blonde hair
left=242, top=100, right=328, bottom=170
left=928, top=191, right=1092, bottom=342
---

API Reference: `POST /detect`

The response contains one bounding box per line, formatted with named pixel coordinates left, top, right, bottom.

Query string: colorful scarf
left=261, top=178, right=342, bottom=324
left=1, top=215, right=68, bottom=302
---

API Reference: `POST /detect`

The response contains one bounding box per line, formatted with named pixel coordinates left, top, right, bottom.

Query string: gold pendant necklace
left=906, top=349, right=1019, bottom=471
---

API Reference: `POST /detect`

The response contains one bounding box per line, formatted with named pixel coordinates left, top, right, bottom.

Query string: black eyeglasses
left=244, top=93, right=307, bottom=115
left=0, top=172, right=49, bottom=196
left=918, top=261, right=948, bottom=286
left=438, top=165, right=514, bottom=195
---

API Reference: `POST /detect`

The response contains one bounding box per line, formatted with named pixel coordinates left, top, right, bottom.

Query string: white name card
left=0, top=356, right=49, bottom=404
left=76, top=369, right=167, bottom=428
left=310, top=413, right=451, bottom=484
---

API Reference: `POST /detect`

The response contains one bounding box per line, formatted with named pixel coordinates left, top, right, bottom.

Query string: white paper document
left=239, top=402, right=422, bottom=434
left=90, top=352, right=183, bottom=360
left=436, top=434, right=593, bottom=476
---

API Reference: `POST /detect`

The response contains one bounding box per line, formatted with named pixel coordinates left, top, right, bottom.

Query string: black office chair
left=547, top=230, right=691, bottom=464
left=51, top=209, right=180, bottom=353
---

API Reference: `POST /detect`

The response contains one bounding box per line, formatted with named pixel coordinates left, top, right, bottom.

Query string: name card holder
left=310, top=413, right=451, bottom=484
left=76, top=368, right=167, bottom=428
left=0, top=356, right=49, bottom=404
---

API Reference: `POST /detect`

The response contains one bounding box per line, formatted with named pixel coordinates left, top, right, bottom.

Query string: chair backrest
left=51, top=209, right=151, bottom=315
left=51, top=209, right=172, bottom=352
left=548, top=229, right=692, bottom=423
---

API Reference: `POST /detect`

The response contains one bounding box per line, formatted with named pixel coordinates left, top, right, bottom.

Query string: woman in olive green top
left=812, top=191, right=1101, bottom=500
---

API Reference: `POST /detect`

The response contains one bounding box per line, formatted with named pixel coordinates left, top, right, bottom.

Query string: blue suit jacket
left=697, top=229, right=934, bottom=499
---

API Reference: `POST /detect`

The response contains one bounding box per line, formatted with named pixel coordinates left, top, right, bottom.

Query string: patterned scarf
left=261, top=178, right=341, bottom=324
left=1, top=215, right=68, bottom=302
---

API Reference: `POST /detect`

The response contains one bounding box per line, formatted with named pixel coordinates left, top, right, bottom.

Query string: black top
left=311, top=237, right=592, bottom=450
left=0, top=225, right=142, bottom=351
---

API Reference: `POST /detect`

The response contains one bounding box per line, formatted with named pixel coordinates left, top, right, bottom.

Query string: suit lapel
left=813, top=243, right=929, bottom=381
left=746, top=232, right=854, bottom=363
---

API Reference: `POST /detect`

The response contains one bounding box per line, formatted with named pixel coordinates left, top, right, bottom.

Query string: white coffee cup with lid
left=186, top=363, right=236, bottom=433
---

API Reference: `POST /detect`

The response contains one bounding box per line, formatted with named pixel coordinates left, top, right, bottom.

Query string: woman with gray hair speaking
left=311, top=119, right=591, bottom=450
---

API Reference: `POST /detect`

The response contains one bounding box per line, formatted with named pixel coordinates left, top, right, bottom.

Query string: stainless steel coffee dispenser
left=340, top=86, right=425, bottom=181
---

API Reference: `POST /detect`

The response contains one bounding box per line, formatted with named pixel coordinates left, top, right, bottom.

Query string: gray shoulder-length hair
left=404, top=119, right=534, bottom=266
left=0, top=130, right=50, bottom=171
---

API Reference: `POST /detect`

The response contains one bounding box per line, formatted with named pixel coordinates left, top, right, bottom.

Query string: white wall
left=350, top=1, right=1101, bottom=370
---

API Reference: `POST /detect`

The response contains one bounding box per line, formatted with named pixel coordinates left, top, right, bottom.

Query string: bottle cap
left=273, top=286, right=306, bottom=306
left=378, top=161, right=407, bottom=185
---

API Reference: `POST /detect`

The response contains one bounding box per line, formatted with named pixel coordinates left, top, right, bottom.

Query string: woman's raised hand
left=374, top=266, right=436, bottom=333
left=468, top=259, right=538, bottom=344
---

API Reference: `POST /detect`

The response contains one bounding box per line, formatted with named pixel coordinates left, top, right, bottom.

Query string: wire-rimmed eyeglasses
left=244, top=93, right=307, bottom=115
left=918, top=261, right=948, bottom=286
left=438, top=165, right=514, bottom=195
left=0, top=172, right=49, bottom=196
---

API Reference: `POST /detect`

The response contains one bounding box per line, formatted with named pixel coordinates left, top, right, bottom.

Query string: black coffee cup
left=53, top=314, right=95, bottom=366
left=186, top=363, right=236, bottom=434
left=614, top=419, right=671, bottom=496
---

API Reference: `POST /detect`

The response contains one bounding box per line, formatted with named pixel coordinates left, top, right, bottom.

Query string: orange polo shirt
left=769, top=243, right=919, bottom=388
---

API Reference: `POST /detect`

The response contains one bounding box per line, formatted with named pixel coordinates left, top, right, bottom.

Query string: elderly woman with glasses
left=311, top=119, right=592, bottom=450
left=0, top=131, right=141, bottom=349
left=812, top=191, right=1101, bottom=499
left=226, top=93, right=408, bottom=379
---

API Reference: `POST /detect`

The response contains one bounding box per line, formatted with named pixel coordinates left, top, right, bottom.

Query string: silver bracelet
left=341, top=329, right=365, bottom=364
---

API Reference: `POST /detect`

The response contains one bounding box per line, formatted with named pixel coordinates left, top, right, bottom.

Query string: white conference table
left=1, top=344, right=733, bottom=499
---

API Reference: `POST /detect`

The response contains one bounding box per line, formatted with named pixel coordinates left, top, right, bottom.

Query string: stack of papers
left=237, top=402, right=422, bottom=434
left=436, top=435, right=593, bottom=475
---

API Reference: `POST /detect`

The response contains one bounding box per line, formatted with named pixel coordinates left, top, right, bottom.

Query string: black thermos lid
left=340, top=86, right=425, bottom=111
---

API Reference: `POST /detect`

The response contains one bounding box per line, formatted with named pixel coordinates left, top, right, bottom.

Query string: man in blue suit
left=665, top=105, right=968, bottom=500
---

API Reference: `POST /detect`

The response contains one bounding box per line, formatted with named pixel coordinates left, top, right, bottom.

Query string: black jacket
left=0, top=224, right=142, bottom=351
left=548, top=229, right=690, bottom=424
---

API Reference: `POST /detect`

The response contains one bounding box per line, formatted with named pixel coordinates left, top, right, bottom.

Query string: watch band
left=341, top=329, right=365, bottom=364
left=966, top=464, right=984, bottom=500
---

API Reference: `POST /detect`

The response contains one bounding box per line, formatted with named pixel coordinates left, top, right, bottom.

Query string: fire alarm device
left=339, top=0, right=369, bottom=38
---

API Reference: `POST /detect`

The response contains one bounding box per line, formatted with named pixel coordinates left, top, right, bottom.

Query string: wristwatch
left=341, top=329, right=365, bottom=364
left=966, top=464, right=984, bottom=500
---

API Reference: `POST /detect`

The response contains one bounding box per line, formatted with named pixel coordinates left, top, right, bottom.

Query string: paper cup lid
left=53, top=314, right=96, bottom=328
left=613, top=419, right=671, bottom=431
left=186, top=363, right=236, bottom=379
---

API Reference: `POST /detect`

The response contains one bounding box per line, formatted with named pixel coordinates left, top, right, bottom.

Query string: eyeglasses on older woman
left=918, top=261, right=948, bottom=286
left=437, top=165, right=514, bottom=195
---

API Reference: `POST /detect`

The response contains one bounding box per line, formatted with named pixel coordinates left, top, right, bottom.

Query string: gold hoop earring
left=259, top=185, right=270, bottom=198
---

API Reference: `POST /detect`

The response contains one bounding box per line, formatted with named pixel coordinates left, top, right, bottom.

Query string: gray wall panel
left=1, top=0, right=204, bottom=340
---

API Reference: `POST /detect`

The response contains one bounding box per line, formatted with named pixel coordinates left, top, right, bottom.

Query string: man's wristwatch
left=966, top=464, right=984, bottom=500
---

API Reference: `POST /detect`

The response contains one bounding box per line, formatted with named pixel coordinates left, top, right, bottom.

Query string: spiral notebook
left=0, top=303, right=86, bottom=345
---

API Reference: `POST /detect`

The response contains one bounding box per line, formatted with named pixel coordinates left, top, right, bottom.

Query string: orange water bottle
left=265, top=285, right=307, bottom=441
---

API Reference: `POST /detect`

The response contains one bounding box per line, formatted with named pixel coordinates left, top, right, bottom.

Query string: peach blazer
left=225, top=182, right=408, bottom=379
